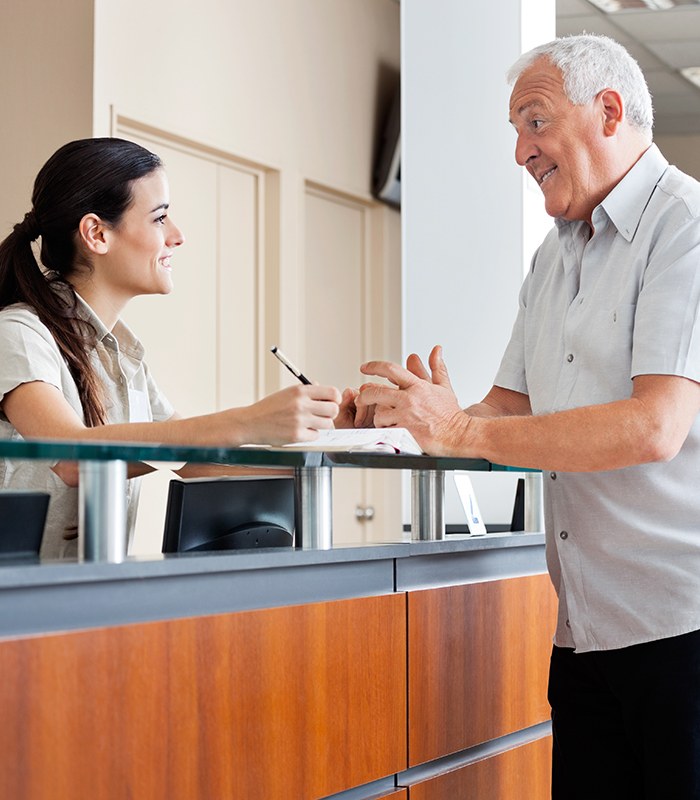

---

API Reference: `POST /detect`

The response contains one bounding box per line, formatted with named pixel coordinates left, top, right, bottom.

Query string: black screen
left=162, top=477, right=295, bottom=553
left=0, top=491, right=49, bottom=560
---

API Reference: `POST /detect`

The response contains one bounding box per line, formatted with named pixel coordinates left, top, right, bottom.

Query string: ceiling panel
left=557, top=0, right=598, bottom=15
left=645, top=68, right=698, bottom=94
left=607, top=7, right=700, bottom=41
left=556, top=13, right=628, bottom=37
left=645, top=40, right=700, bottom=68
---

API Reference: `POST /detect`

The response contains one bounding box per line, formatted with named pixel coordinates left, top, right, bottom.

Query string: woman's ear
left=77, top=213, right=110, bottom=255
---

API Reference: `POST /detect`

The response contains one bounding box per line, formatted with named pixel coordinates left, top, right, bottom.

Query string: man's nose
left=515, top=133, right=539, bottom=167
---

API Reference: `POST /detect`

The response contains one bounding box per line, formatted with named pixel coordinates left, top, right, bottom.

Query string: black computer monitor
left=162, top=477, right=295, bottom=553
left=0, top=491, right=50, bottom=560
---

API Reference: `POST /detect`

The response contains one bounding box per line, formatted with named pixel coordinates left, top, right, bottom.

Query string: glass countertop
left=0, top=438, right=532, bottom=472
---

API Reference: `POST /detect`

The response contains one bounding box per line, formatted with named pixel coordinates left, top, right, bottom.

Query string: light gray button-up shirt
left=495, top=144, right=700, bottom=652
left=0, top=292, right=174, bottom=560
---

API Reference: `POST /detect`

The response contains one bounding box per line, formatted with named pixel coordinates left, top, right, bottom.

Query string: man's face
left=509, top=58, right=609, bottom=224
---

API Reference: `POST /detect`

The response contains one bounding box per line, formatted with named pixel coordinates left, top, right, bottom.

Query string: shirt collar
left=553, top=144, right=669, bottom=243
left=73, top=292, right=144, bottom=360
left=599, top=144, right=668, bottom=242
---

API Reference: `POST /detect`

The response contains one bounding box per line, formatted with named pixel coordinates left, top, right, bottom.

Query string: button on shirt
left=494, top=145, right=700, bottom=652
left=0, top=292, right=174, bottom=560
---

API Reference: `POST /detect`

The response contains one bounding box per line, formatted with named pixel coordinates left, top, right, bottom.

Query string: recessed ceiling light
left=588, top=0, right=699, bottom=11
left=681, top=66, right=700, bottom=88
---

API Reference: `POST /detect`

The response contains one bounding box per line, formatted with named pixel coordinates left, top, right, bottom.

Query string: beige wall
left=93, top=0, right=401, bottom=381
left=0, top=0, right=94, bottom=232
left=93, top=0, right=399, bottom=198
left=656, top=134, right=700, bottom=181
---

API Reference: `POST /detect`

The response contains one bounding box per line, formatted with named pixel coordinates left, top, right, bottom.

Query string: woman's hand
left=238, top=384, right=342, bottom=445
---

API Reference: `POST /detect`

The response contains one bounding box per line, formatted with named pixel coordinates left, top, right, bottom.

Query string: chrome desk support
left=79, top=460, right=128, bottom=563
left=524, top=472, right=544, bottom=533
left=411, top=469, right=445, bottom=541
left=294, top=466, right=333, bottom=549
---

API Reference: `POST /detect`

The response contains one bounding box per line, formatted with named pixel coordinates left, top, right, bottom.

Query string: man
left=357, top=35, right=700, bottom=799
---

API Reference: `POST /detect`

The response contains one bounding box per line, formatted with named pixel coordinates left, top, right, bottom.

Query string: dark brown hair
left=0, top=138, right=162, bottom=426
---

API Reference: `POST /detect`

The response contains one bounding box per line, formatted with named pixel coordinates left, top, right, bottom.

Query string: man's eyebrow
left=149, top=203, right=169, bottom=214
left=508, top=100, right=543, bottom=125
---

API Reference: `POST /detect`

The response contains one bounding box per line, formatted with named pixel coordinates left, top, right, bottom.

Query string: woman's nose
left=167, top=219, right=185, bottom=247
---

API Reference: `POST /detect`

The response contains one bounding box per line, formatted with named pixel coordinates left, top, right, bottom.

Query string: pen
left=270, top=346, right=312, bottom=385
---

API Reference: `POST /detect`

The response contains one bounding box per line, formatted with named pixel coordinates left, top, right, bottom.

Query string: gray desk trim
left=0, top=534, right=546, bottom=638
left=319, top=776, right=399, bottom=800
left=398, top=534, right=547, bottom=590
left=0, top=558, right=397, bottom=638
left=396, top=721, right=552, bottom=787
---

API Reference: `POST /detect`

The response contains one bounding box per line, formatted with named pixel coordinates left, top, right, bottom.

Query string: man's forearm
left=454, top=396, right=673, bottom=472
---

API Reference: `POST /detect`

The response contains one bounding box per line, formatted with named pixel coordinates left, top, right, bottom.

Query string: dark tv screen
left=162, top=477, right=295, bottom=553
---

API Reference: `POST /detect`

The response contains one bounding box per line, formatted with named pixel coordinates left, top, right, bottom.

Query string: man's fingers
left=428, top=345, right=455, bottom=391
left=360, top=360, right=418, bottom=389
left=406, top=353, right=430, bottom=381
left=356, top=382, right=397, bottom=408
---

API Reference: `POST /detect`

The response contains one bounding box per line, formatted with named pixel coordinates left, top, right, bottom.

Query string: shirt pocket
left=575, top=303, right=637, bottom=403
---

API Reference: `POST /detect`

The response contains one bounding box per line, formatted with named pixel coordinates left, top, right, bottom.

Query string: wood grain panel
left=408, top=736, right=551, bottom=800
left=408, top=574, right=556, bottom=765
left=376, top=790, right=408, bottom=800
left=0, top=594, right=406, bottom=800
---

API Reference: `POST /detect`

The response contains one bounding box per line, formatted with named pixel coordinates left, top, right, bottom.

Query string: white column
left=401, top=0, right=554, bottom=525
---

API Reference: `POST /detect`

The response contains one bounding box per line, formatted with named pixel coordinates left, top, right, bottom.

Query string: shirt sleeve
left=0, top=308, right=65, bottom=412
left=632, top=215, right=700, bottom=382
left=492, top=252, right=536, bottom=395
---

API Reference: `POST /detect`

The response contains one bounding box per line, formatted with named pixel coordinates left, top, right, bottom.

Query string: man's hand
left=357, top=345, right=469, bottom=455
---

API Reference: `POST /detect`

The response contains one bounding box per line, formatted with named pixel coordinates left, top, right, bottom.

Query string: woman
left=0, top=137, right=341, bottom=559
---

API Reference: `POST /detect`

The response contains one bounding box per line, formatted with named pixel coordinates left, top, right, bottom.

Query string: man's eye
left=531, top=119, right=544, bottom=130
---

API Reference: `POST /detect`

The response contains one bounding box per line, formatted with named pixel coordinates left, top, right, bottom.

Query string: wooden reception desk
left=0, top=534, right=555, bottom=800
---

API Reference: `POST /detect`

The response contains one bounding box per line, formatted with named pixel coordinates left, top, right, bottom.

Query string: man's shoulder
left=657, top=165, right=700, bottom=219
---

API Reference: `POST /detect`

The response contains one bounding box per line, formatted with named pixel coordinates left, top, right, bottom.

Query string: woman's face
left=98, top=168, right=185, bottom=302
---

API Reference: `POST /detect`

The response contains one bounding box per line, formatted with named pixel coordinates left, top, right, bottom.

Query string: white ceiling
left=557, top=0, right=700, bottom=134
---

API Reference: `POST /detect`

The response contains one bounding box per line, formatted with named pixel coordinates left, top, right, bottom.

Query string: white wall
left=402, top=0, right=555, bottom=525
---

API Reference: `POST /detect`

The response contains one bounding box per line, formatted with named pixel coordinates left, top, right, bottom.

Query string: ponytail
left=0, top=222, right=108, bottom=426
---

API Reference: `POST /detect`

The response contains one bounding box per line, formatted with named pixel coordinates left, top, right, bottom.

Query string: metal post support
left=524, top=472, right=544, bottom=533
left=294, top=466, right=333, bottom=549
left=79, top=460, right=128, bottom=562
left=411, top=469, right=445, bottom=541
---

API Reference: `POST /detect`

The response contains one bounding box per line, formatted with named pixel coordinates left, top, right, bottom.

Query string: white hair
left=507, top=34, right=653, bottom=135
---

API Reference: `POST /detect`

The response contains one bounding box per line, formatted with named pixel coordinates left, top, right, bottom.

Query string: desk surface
left=0, top=437, right=533, bottom=472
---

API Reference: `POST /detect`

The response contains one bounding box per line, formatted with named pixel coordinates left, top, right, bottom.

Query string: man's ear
left=599, top=88, right=624, bottom=137
left=77, top=213, right=110, bottom=255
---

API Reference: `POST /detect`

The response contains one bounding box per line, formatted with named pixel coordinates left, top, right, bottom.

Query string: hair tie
left=14, top=210, right=41, bottom=242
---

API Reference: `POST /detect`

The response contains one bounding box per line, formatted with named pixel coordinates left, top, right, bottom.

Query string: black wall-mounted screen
left=372, top=83, right=400, bottom=209
left=162, top=477, right=295, bottom=553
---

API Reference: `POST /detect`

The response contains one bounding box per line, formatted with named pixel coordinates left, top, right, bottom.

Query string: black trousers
left=549, top=629, right=700, bottom=799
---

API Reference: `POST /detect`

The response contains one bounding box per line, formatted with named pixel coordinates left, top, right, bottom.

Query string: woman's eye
left=531, top=119, right=544, bottom=130
left=155, top=215, right=167, bottom=225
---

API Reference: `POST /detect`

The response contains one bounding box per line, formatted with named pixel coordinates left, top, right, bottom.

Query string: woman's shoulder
left=0, top=303, right=54, bottom=342
left=0, top=302, right=41, bottom=321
